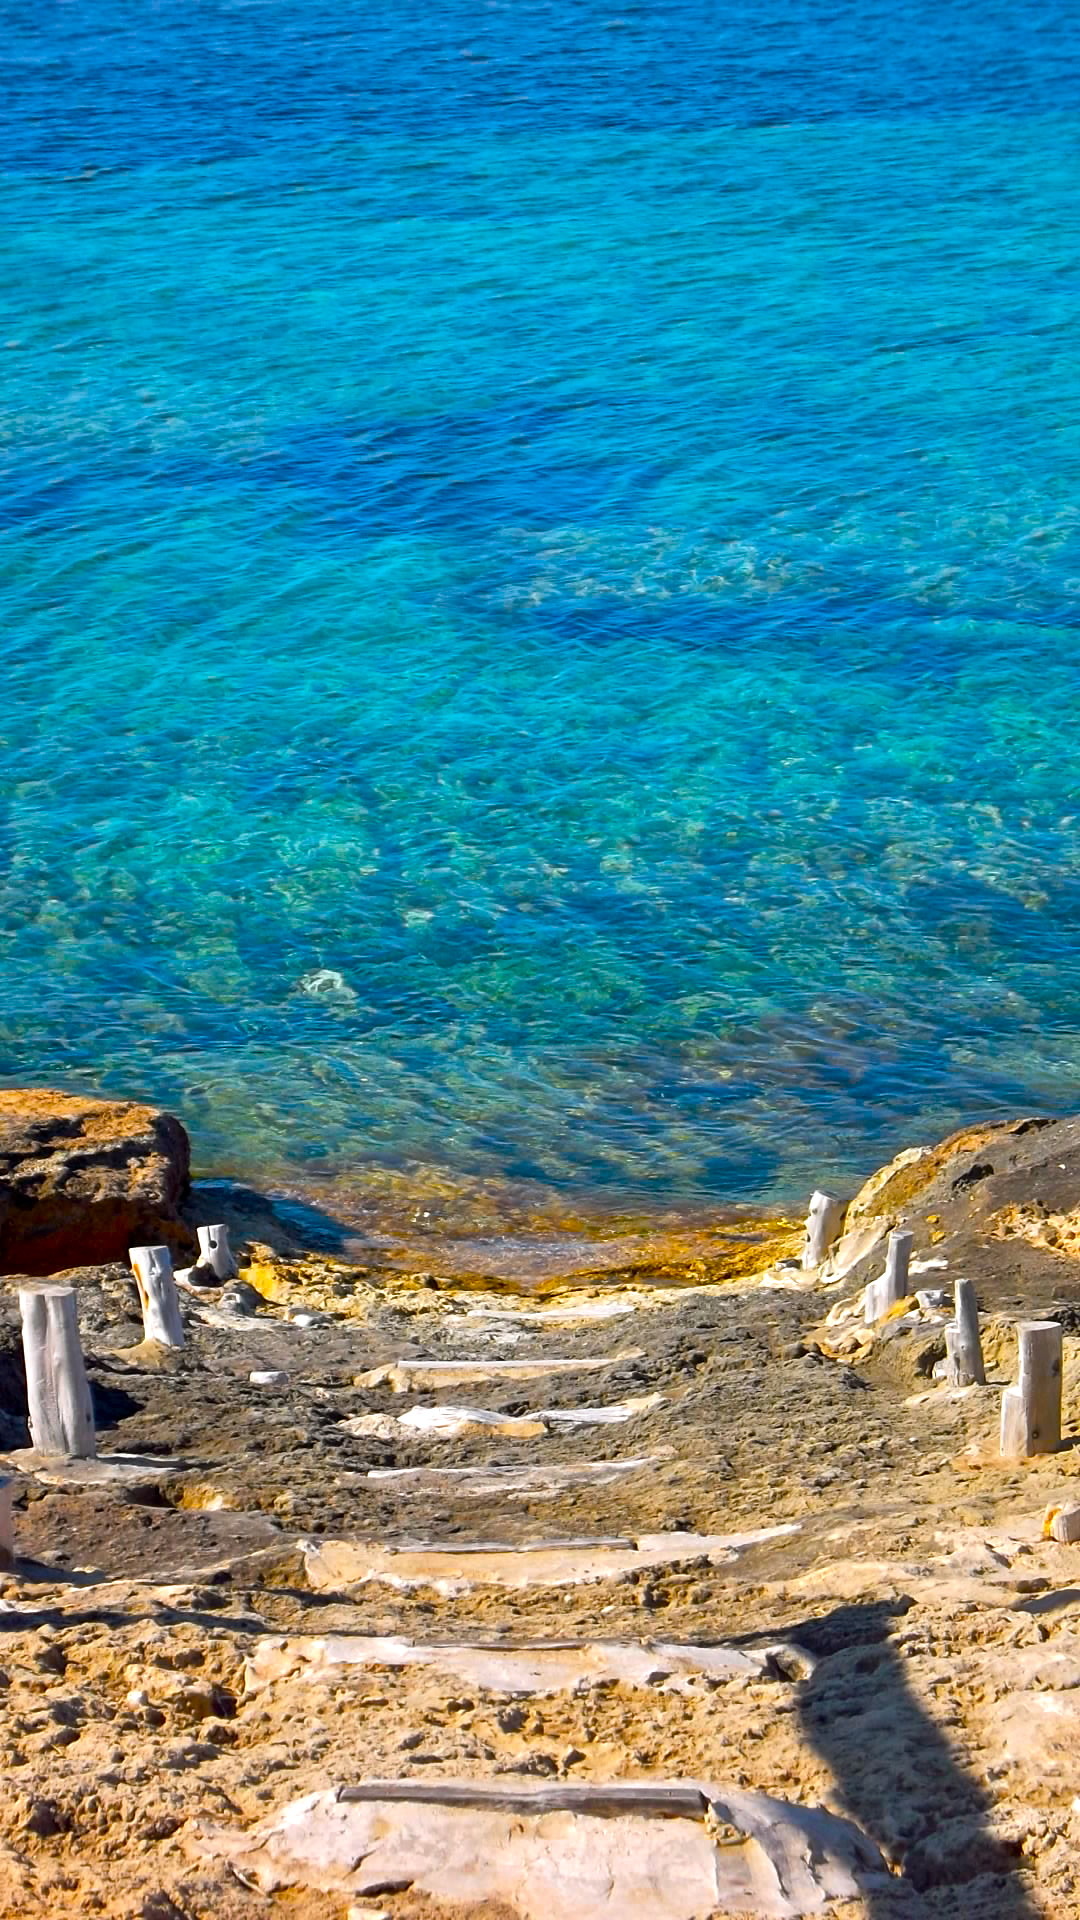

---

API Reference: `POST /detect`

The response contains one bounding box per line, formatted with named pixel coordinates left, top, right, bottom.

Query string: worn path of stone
left=4, top=1115, right=1080, bottom=1914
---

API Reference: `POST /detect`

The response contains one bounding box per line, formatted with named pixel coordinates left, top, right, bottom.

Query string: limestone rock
left=342, top=1393, right=665, bottom=1443
left=986, top=1688, right=1080, bottom=1792
left=0, top=1090, right=190, bottom=1275
left=302, top=1525, right=801, bottom=1596
left=846, top=1145, right=933, bottom=1225
left=242, top=1632, right=808, bottom=1699
left=365, top=1452, right=671, bottom=1495
left=845, top=1118, right=1043, bottom=1227
left=1046, top=1503, right=1080, bottom=1544
left=354, top=1351, right=642, bottom=1392
left=193, top=1779, right=890, bottom=1918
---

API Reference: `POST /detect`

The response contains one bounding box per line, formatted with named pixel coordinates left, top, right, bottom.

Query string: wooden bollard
left=18, top=1285, right=96, bottom=1458
left=945, top=1277, right=985, bottom=1386
left=1000, top=1320, right=1062, bottom=1458
left=0, top=1477, right=13, bottom=1566
left=802, top=1191, right=844, bottom=1271
left=864, top=1228, right=914, bottom=1324
left=196, top=1223, right=236, bottom=1281
left=129, top=1245, right=185, bottom=1349
left=883, top=1228, right=913, bottom=1302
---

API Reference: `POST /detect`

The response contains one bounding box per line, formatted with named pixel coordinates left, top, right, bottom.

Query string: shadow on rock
left=794, top=1601, right=1039, bottom=1916
left=88, top=1378, right=142, bottom=1431
left=191, top=1179, right=359, bottom=1256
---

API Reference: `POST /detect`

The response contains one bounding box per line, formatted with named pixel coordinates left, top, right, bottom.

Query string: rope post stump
left=864, top=1228, right=914, bottom=1324
left=0, top=1477, right=12, bottom=1566
left=130, top=1245, right=186, bottom=1349
left=196, top=1223, right=237, bottom=1282
left=802, top=1191, right=844, bottom=1272
left=945, top=1277, right=985, bottom=1387
left=18, top=1285, right=96, bottom=1459
left=1000, top=1320, right=1062, bottom=1458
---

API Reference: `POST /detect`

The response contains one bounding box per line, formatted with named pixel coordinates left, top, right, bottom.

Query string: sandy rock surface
left=3, top=1113, right=1080, bottom=1914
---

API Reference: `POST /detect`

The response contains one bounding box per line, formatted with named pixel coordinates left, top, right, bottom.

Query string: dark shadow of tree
left=791, top=1600, right=1040, bottom=1917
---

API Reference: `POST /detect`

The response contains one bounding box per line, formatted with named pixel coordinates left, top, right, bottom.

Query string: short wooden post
left=945, top=1277, right=985, bottom=1386
left=883, top=1228, right=913, bottom=1302
left=0, top=1476, right=13, bottom=1566
left=18, top=1285, right=96, bottom=1459
left=1000, top=1320, right=1062, bottom=1458
left=129, top=1245, right=185, bottom=1348
left=864, top=1228, right=914, bottom=1323
left=196, top=1223, right=236, bottom=1281
left=802, top=1191, right=844, bottom=1271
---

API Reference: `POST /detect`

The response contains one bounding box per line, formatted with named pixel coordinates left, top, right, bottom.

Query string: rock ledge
left=0, top=1088, right=190, bottom=1275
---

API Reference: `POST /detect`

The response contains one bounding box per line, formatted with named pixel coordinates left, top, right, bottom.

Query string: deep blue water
left=3, top=0, right=1080, bottom=1209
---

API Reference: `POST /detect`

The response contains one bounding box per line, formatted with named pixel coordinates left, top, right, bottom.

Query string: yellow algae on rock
left=1043, top=1502, right=1065, bottom=1540
left=171, top=1481, right=239, bottom=1513
left=845, top=1121, right=1034, bottom=1227
left=990, top=1202, right=1080, bottom=1262
left=239, top=1217, right=803, bottom=1308
left=238, top=1254, right=374, bottom=1313
left=846, top=1144, right=932, bottom=1224
left=240, top=1261, right=291, bottom=1303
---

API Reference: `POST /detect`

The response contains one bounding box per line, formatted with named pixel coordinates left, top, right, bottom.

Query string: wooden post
left=883, top=1228, right=913, bottom=1302
left=18, top=1285, right=96, bottom=1459
left=945, top=1277, right=985, bottom=1387
left=129, top=1245, right=185, bottom=1349
left=802, top=1191, right=844, bottom=1271
left=864, top=1228, right=914, bottom=1323
left=196, top=1223, right=236, bottom=1281
left=0, top=1476, right=12, bottom=1566
left=1000, top=1320, right=1062, bottom=1458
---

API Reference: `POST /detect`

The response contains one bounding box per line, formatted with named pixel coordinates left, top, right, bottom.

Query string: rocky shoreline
left=3, top=1094, right=1080, bottom=1915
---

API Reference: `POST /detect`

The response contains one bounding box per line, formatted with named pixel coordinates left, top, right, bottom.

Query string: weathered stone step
left=344, top=1391, right=664, bottom=1440
left=364, top=1452, right=672, bottom=1495
left=461, top=1297, right=637, bottom=1325
left=193, top=1776, right=889, bottom=1919
left=354, top=1350, right=643, bottom=1392
left=303, top=1524, right=801, bottom=1596
left=244, top=1629, right=810, bottom=1698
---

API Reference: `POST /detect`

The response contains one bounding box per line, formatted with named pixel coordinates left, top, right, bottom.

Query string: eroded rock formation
left=0, top=1089, right=190, bottom=1274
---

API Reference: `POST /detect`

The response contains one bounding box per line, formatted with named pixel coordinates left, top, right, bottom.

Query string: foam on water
left=2, top=0, right=1080, bottom=1210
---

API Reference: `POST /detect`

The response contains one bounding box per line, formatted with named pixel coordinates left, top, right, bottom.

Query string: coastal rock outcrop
left=0, top=1089, right=190, bottom=1275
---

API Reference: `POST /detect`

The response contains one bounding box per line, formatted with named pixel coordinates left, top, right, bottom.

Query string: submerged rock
left=0, top=1089, right=190, bottom=1275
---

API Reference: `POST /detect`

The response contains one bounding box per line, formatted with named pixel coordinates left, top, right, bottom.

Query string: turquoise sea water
left=3, top=0, right=1080, bottom=1210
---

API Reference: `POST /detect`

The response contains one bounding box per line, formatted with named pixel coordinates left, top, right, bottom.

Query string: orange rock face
left=0, top=1090, right=190, bottom=1275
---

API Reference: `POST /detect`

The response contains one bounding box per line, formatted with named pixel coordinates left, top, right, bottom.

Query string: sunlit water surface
left=3, top=0, right=1080, bottom=1218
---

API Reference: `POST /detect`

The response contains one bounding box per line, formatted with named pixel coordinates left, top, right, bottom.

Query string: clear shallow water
left=3, top=0, right=1080, bottom=1210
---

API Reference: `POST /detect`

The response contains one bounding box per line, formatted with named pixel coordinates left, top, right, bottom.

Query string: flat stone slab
left=345, top=1406, right=547, bottom=1441
left=303, top=1525, right=801, bottom=1596
left=2, top=1450, right=188, bottom=1489
left=355, top=1351, right=643, bottom=1392
left=192, top=1778, right=889, bottom=1918
left=244, top=1631, right=805, bottom=1698
left=461, top=1298, right=638, bottom=1324
left=543, top=1394, right=665, bottom=1426
left=364, top=1453, right=673, bottom=1496
left=343, top=1393, right=665, bottom=1442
